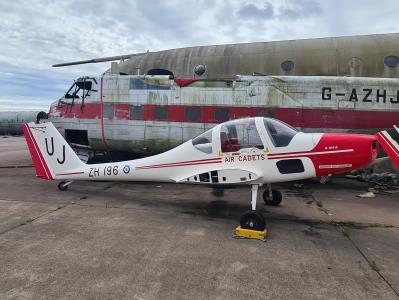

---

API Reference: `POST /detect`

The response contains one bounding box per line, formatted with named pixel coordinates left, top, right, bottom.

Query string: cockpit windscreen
left=263, top=118, right=298, bottom=147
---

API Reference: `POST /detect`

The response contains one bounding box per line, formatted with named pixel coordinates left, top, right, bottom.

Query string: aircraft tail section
left=22, top=122, right=85, bottom=180
left=376, top=126, right=399, bottom=170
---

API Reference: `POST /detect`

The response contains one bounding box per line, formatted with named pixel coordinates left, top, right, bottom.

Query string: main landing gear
left=262, top=184, right=282, bottom=206
left=58, top=180, right=73, bottom=191
left=236, top=184, right=283, bottom=240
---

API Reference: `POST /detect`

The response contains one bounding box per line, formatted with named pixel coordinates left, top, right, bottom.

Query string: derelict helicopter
left=47, top=33, right=399, bottom=162
left=23, top=117, right=399, bottom=231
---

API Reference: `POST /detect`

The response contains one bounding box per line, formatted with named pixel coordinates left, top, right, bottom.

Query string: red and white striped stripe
left=136, top=157, right=222, bottom=170
left=376, top=130, right=399, bottom=169
left=267, top=149, right=353, bottom=160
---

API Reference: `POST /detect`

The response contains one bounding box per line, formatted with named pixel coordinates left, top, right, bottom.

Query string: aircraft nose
left=314, top=133, right=377, bottom=176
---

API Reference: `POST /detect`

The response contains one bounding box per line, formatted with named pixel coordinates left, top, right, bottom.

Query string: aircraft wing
left=174, top=168, right=261, bottom=184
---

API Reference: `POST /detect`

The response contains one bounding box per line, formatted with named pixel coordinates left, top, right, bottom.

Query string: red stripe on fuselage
left=137, top=158, right=222, bottom=170
left=267, top=149, right=353, bottom=160
left=56, top=171, right=85, bottom=176
left=49, top=103, right=399, bottom=130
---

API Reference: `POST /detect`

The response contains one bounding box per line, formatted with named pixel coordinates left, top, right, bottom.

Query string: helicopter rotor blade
left=52, top=52, right=150, bottom=67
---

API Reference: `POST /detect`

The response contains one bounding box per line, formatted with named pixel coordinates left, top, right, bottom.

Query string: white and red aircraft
left=22, top=117, right=399, bottom=231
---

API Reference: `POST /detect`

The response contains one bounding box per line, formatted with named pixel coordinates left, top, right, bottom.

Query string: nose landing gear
left=239, top=185, right=266, bottom=230
left=236, top=184, right=283, bottom=240
left=240, top=210, right=265, bottom=231
left=235, top=184, right=268, bottom=240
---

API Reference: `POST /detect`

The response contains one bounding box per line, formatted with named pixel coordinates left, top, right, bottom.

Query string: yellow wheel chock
left=234, top=226, right=268, bottom=241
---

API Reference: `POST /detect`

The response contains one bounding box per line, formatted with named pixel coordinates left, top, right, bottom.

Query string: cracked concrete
left=0, top=137, right=399, bottom=299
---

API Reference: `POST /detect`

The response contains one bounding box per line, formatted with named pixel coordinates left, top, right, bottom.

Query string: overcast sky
left=0, top=0, right=398, bottom=111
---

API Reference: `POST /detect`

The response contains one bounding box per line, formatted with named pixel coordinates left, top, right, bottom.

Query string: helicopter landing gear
left=58, top=180, right=73, bottom=191
left=236, top=185, right=267, bottom=240
left=263, top=184, right=282, bottom=206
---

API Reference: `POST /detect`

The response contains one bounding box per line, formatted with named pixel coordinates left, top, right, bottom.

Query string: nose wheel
left=240, top=210, right=265, bottom=231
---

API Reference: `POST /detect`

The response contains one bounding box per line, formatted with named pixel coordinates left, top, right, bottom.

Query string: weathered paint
left=49, top=74, right=399, bottom=155
left=117, top=33, right=399, bottom=78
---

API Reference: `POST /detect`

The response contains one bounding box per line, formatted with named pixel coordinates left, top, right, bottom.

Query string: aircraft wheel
left=240, top=211, right=266, bottom=231
left=58, top=181, right=69, bottom=191
left=263, top=189, right=282, bottom=206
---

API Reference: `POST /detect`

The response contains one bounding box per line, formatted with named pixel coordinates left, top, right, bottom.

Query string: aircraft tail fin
left=22, top=122, right=85, bottom=180
left=376, top=126, right=399, bottom=170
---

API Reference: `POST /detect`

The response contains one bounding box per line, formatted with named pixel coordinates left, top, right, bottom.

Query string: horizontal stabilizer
left=376, top=126, right=399, bottom=170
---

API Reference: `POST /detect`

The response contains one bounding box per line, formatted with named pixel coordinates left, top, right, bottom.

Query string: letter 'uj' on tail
left=376, top=125, right=399, bottom=170
left=22, top=122, right=85, bottom=180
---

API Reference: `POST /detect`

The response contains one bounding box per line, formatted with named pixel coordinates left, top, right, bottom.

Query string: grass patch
left=314, top=198, right=329, bottom=214
left=340, top=225, right=351, bottom=237
left=103, top=182, right=119, bottom=190
left=19, top=218, right=34, bottom=226
left=316, top=199, right=324, bottom=209
left=371, top=261, right=381, bottom=272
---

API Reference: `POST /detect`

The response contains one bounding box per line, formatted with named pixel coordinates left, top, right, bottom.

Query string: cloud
left=237, top=2, right=274, bottom=20
left=278, top=0, right=322, bottom=20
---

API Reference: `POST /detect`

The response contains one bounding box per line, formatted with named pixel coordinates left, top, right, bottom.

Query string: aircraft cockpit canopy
left=192, top=128, right=213, bottom=154
left=219, top=118, right=263, bottom=152
left=263, top=118, right=298, bottom=147
left=192, top=117, right=298, bottom=154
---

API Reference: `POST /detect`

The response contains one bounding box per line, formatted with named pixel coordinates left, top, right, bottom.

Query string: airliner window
left=103, top=105, right=114, bottom=119
left=154, top=106, right=168, bottom=120
left=192, top=129, right=213, bottom=154
left=215, top=108, right=229, bottom=122
left=130, top=106, right=143, bottom=119
left=263, top=118, right=297, bottom=147
left=186, top=107, right=201, bottom=122
left=220, top=118, right=263, bottom=152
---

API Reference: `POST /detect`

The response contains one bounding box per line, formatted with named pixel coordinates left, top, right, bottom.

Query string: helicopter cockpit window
left=64, top=78, right=96, bottom=100
left=192, top=129, right=213, bottom=154
left=65, top=82, right=83, bottom=99
left=220, top=118, right=263, bottom=153
left=76, top=81, right=92, bottom=91
left=263, top=118, right=298, bottom=147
